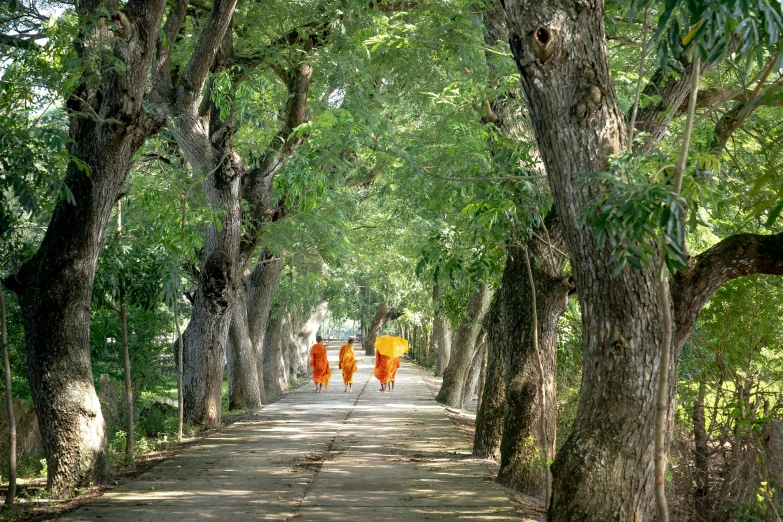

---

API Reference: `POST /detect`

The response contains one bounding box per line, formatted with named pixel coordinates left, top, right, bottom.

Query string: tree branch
left=178, top=0, right=237, bottom=103
left=153, top=0, right=190, bottom=87
left=672, top=232, right=783, bottom=349
left=631, top=38, right=740, bottom=153
left=0, top=33, right=41, bottom=49
left=238, top=29, right=326, bottom=262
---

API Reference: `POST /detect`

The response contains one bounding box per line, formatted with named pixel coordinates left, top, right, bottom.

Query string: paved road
left=63, top=343, right=521, bottom=521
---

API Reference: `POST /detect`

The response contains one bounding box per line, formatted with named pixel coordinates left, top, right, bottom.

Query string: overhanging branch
left=672, top=231, right=783, bottom=348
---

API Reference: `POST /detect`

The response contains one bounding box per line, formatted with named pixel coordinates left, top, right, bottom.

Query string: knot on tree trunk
left=203, top=251, right=234, bottom=313
left=533, top=27, right=554, bottom=62
left=508, top=26, right=559, bottom=73
left=575, top=67, right=605, bottom=122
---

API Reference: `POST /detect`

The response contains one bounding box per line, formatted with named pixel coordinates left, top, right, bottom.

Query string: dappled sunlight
left=61, top=363, right=519, bottom=522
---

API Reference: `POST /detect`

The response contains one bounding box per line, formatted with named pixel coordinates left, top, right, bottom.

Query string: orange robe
left=390, top=357, right=401, bottom=382
left=374, top=351, right=397, bottom=384
left=338, top=344, right=358, bottom=384
left=310, top=342, right=331, bottom=388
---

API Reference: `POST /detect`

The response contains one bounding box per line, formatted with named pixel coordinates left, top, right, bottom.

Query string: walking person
left=374, top=335, right=408, bottom=392
left=374, top=350, right=395, bottom=392
left=309, top=335, right=331, bottom=393
left=338, top=337, right=358, bottom=392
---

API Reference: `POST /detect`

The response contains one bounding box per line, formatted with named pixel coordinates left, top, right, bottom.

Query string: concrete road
left=62, top=343, right=521, bottom=521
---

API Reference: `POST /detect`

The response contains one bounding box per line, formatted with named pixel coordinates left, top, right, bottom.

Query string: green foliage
left=580, top=150, right=717, bottom=275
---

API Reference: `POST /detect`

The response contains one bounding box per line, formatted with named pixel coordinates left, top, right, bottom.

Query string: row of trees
left=2, top=0, right=783, bottom=520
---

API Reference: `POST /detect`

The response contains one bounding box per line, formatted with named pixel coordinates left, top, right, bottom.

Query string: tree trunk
left=503, top=3, right=671, bottom=518
left=180, top=177, right=240, bottom=427
left=496, top=243, right=571, bottom=496
left=473, top=290, right=507, bottom=461
left=283, top=312, right=302, bottom=378
left=162, top=19, right=249, bottom=429
left=225, top=252, right=284, bottom=410
left=226, top=293, right=261, bottom=410
left=246, top=253, right=285, bottom=396
left=296, top=302, right=329, bottom=369
left=436, top=283, right=493, bottom=408
left=363, top=301, right=389, bottom=356
left=263, top=313, right=288, bottom=397
left=9, top=0, right=165, bottom=494
left=1, top=285, right=16, bottom=506
left=120, top=295, right=134, bottom=463
left=477, top=342, right=488, bottom=412
left=432, top=283, right=444, bottom=370
left=499, top=2, right=783, bottom=518
left=461, top=340, right=486, bottom=410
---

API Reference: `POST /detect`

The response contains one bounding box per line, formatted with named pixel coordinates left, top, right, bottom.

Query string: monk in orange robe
left=309, top=335, right=331, bottom=393
left=338, top=338, right=359, bottom=392
left=374, top=350, right=397, bottom=392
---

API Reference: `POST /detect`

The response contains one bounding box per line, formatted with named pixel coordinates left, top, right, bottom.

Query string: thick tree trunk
left=225, top=252, right=284, bottom=409
left=436, top=283, right=493, bottom=408
left=496, top=243, right=571, bottom=496
left=473, top=291, right=506, bottom=460
left=263, top=313, right=288, bottom=397
left=296, top=302, right=329, bottom=370
left=247, top=253, right=286, bottom=396
left=282, top=312, right=302, bottom=377
left=503, top=3, right=670, bottom=518
left=180, top=162, right=241, bottom=426
left=461, top=340, right=486, bottom=409
left=226, top=293, right=261, bottom=410
left=363, top=301, right=388, bottom=356
left=501, top=2, right=783, bottom=518
left=10, top=0, right=165, bottom=494
left=156, top=12, right=245, bottom=429
left=287, top=311, right=308, bottom=378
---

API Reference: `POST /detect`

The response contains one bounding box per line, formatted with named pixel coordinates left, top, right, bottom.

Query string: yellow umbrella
left=375, top=335, right=409, bottom=358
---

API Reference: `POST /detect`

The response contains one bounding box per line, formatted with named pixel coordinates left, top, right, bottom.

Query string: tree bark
left=363, top=301, right=389, bottom=356
left=225, top=252, right=285, bottom=409
left=477, top=340, right=488, bottom=413
left=496, top=242, right=571, bottom=496
left=1, top=284, right=16, bottom=506
left=502, top=3, right=668, bottom=517
left=180, top=155, right=241, bottom=426
left=263, top=312, right=289, bottom=397
left=282, top=312, right=302, bottom=378
left=488, top=213, right=570, bottom=494
left=431, top=284, right=451, bottom=376
left=169, top=24, right=244, bottom=428
left=473, top=290, right=506, bottom=461
left=9, top=0, right=165, bottom=495
left=226, top=292, right=261, bottom=410
left=155, top=20, right=316, bottom=425
left=436, top=283, right=493, bottom=408
left=247, top=253, right=286, bottom=395
left=497, top=3, right=783, bottom=519
left=296, top=302, right=329, bottom=370
left=461, top=339, right=486, bottom=409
